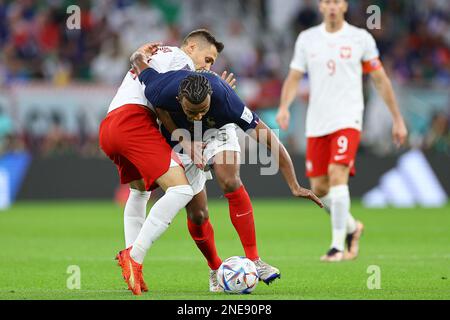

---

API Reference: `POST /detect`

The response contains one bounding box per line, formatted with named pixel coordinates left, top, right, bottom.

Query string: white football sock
left=130, top=185, right=193, bottom=264
left=320, top=192, right=357, bottom=235
left=319, top=193, right=332, bottom=213
left=124, top=188, right=151, bottom=248
left=329, top=185, right=350, bottom=251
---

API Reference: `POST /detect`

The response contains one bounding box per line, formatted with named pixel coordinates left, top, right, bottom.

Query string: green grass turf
left=0, top=200, right=449, bottom=300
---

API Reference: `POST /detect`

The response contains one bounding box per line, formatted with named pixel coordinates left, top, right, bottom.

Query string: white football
left=217, top=256, right=259, bottom=294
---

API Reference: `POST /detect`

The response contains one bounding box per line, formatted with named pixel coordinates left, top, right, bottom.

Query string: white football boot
left=253, top=259, right=281, bottom=285
left=209, top=269, right=223, bottom=292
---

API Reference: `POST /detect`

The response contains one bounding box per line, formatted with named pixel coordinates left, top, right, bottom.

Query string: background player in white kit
left=276, top=0, right=408, bottom=262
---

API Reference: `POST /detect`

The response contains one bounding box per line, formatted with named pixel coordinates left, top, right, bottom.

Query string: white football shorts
left=203, top=124, right=241, bottom=164
left=178, top=124, right=241, bottom=195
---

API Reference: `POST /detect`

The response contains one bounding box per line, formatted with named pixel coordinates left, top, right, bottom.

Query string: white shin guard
left=124, top=189, right=151, bottom=248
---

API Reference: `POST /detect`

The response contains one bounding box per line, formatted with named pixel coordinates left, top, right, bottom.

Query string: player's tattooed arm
left=249, top=120, right=323, bottom=208
left=130, top=42, right=162, bottom=75
left=155, top=108, right=178, bottom=135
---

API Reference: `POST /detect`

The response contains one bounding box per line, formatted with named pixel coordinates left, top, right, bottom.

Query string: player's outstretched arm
left=130, top=42, right=162, bottom=75
left=276, top=69, right=304, bottom=131
left=249, top=120, right=323, bottom=208
left=369, top=67, right=408, bottom=147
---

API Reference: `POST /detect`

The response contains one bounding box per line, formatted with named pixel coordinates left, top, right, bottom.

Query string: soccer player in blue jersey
left=127, top=47, right=323, bottom=291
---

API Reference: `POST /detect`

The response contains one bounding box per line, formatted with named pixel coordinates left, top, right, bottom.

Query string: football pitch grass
left=0, top=200, right=449, bottom=300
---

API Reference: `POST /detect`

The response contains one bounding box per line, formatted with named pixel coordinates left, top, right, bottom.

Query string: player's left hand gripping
left=221, top=71, right=237, bottom=90
left=292, top=186, right=324, bottom=208
left=181, top=139, right=206, bottom=169
left=130, top=42, right=162, bottom=74
left=136, top=41, right=162, bottom=57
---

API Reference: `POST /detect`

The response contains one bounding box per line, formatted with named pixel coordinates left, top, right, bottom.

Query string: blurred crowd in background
left=0, top=0, right=449, bottom=157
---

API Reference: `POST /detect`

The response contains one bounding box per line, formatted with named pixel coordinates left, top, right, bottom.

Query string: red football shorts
left=99, top=104, right=181, bottom=191
left=305, top=128, right=361, bottom=178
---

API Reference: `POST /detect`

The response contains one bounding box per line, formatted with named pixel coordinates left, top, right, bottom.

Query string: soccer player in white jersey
left=276, top=0, right=408, bottom=262
left=100, top=42, right=195, bottom=295
left=108, top=30, right=223, bottom=294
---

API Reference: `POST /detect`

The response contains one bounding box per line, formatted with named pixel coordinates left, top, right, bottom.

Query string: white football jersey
left=108, top=46, right=195, bottom=113
left=290, top=22, right=380, bottom=137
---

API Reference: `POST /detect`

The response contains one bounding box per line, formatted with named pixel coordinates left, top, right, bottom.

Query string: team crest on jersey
left=340, top=46, right=352, bottom=59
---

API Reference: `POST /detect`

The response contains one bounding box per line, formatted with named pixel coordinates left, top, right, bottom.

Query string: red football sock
left=225, top=185, right=259, bottom=260
left=187, top=218, right=222, bottom=270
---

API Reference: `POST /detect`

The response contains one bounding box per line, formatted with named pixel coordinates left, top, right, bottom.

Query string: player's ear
left=186, top=42, right=196, bottom=54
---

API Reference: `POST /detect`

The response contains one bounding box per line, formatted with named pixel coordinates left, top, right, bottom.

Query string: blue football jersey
left=138, top=68, right=259, bottom=145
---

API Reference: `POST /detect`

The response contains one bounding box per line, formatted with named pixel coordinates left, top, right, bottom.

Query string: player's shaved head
left=181, top=29, right=224, bottom=71
left=182, top=29, right=224, bottom=53
left=177, top=74, right=212, bottom=121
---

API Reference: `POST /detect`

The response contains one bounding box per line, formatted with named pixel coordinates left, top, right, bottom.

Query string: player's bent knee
left=312, top=186, right=329, bottom=198
left=157, top=166, right=190, bottom=191
left=129, top=179, right=146, bottom=191
left=328, top=164, right=350, bottom=186
left=166, top=184, right=194, bottom=197
left=186, top=189, right=209, bottom=225
left=166, top=185, right=194, bottom=208
left=219, top=176, right=242, bottom=193
left=187, top=207, right=209, bottom=225
left=310, top=177, right=329, bottom=197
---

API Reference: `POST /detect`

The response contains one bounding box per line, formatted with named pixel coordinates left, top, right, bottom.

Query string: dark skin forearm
left=155, top=108, right=179, bottom=135
left=156, top=108, right=205, bottom=168
left=252, top=121, right=298, bottom=189
left=249, top=120, right=323, bottom=207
